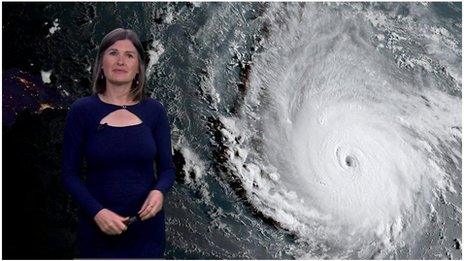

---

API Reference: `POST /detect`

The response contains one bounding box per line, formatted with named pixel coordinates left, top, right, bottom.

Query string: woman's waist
left=86, top=175, right=152, bottom=196
left=88, top=183, right=151, bottom=215
left=87, top=162, right=154, bottom=175
left=88, top=173, right=152, bottom=202
left=86, top=168, right=155, bottom=184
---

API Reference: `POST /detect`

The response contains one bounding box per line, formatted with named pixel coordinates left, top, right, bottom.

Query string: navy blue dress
left=61, top=93, right=176, bottom=258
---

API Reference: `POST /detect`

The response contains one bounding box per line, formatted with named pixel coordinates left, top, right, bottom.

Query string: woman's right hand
left=93, top=208, right=129, bottom=235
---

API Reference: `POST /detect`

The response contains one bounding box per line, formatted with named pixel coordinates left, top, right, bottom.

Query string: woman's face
left=101, top=39, right=140, bottom=86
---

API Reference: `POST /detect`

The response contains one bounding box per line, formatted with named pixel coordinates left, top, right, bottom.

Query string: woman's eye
left=109, top=51, right=118, bottom=56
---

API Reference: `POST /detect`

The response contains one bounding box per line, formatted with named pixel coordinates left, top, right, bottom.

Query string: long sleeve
left=151, top=103, right=176, bottom=196
left=61, top=102, right=104, bottom=219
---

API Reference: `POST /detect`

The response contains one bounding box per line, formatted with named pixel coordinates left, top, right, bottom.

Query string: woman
left=61, top=28, right=176, bottom=258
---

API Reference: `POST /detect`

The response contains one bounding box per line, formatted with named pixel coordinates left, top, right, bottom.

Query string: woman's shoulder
left=68, top=95, right=97, bottom=116
left=145, top=97, right=167, bottom=112
left=144, top=97, right=171, bottom=125
left=65, top=96, right=95, bottom=127
left=70, top=95, right=94, bottom=107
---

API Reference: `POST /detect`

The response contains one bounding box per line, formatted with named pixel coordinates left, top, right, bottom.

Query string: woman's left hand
left=138, top=190, right=164, bottom=221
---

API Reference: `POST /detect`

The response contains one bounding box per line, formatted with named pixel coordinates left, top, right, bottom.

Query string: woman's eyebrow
left=107, top=48, right=137, bottom=54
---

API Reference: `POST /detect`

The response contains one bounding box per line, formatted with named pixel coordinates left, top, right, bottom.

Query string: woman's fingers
left=115, top=219, right=128, bottom=234
left=138, top=200, right=149, bottom=215
left=139, top=204, right=153, bottom=220
left=138, top=190, right=165, bottom=221
left=139, top=204, right=154, bottom=220
left=109, top=221, right=127, bottom=235
left=104, top=216, right=129, bottom=235
left=139, top=201, right=162, bottom=221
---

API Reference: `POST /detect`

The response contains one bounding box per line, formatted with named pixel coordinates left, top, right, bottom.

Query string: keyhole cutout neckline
left=95, top=94, right=146, bottom=128
left=98, top=109, right=144, bottom=128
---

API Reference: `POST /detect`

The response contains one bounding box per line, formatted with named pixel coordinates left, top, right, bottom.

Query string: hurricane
left=144, top=2, right=461, bottom=259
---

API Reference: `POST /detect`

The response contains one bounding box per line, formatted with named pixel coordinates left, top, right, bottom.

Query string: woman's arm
left=151, top=103, right=176, bottom=196
left=61, top=102, right=104, bottom=219
left=138, top=102, right=177, bottom=220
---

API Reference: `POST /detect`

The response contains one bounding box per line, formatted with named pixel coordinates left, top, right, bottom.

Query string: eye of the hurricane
left=335, top=147, right=358, bottom=170
left=345, top=155, right=354, bottom=167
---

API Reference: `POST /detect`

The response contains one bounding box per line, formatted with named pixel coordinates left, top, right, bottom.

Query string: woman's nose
left=116, top=55, right=125, bottom=65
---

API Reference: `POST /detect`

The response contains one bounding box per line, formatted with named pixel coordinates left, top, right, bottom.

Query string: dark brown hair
left=91, top=28, right=147, bottom=102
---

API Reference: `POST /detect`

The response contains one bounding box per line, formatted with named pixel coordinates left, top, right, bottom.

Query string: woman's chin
left=107, top=78, right=133, bottom=86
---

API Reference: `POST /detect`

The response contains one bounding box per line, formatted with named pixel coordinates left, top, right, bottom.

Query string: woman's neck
left=99, top=88, right=136, bottom=105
